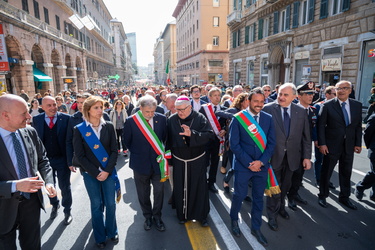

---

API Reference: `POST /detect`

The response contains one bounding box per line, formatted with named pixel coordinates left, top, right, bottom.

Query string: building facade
left=227, top=0, right=375, bottom=106
left=153, top=21, right=177, bottom=86
left=0, top=0, right=131, bottom=96
left=173, top=0, right=230, bottom=86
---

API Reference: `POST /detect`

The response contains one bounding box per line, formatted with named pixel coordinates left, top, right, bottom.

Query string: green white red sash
left=234, top=110, right=280, bottom=197
left=202, top=103, right=225, bottom=155
left=133, top=111, right=170, bottom=182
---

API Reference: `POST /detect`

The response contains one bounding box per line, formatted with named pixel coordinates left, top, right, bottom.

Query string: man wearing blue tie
left=317, top=80, right=362, bottom=210
left=0, top=94, right=56, bottom=250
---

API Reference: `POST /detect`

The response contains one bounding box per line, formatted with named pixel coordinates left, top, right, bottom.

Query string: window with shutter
left=258, top=19, right=264, bottom=39
left=342, top=0, right=350, bottom=12
left=253, top=23, right=256, bottom=41
left=285, top=5, right=291, bottom=30
left=320, top=0, right=328, bottom=19
left=233, top=31, right=237, bottom=48
left=292, top=1, right=300, bottom=28
left=308, top=0, right=315, bottom=23
left=274, top=11, right=279, bottom=34
left=245, top=26, right=250, bottom=44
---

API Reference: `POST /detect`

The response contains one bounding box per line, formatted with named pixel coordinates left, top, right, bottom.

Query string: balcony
left=52, top=0, right=74, bottom=15
left=227, top=10, right=242, bottom=26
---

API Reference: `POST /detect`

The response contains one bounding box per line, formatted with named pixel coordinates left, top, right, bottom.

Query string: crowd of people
left=0, top=79, right=374, bottom=249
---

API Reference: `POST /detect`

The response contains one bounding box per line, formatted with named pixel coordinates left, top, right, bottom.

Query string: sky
left=103, top=0, right=178, bottom=67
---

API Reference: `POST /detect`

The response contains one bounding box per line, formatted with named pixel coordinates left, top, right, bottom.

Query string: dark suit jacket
left=0, top=127, right=53, bottom=235
left=32, top=112, right=70, bottom=161
left=123, top=113, right=167, bottom=175
left=318, top=98, right=362, bottom=155
left=72, top=121, right=118, bottom=178
left=200, top=95, right=209, bottom=103
left=230, top=110, right=276, bottom=171
left=263, top=102, right=311, bottom=171
left=190, top=99, right=207, bottom=107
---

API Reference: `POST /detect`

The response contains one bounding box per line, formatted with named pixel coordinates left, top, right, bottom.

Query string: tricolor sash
left=77, top=122, right=122, bottom=203
left=234, top=110, right=281, bottom=197
left=133, top=111, right=170, bottom=182
left=202, top=103, right=225, bottom=155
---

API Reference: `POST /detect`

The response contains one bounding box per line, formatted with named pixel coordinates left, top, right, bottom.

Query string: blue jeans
left=82, top=172, right=118, bottom=244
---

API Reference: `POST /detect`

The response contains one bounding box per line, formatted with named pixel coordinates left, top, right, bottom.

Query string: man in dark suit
left=229, top=88, right=276, bottom=246
left=123, top=95, right=167, bottom=232
left=318, top=80, right=362, bottom=210
left=263, top=83, right=311, bottom=231
left=355, top=113, right=375, bottom=202
left=190, top=85, right=207, bottom=111
left=0, top=94, right=56, bottom=250
left=199, top=87, right=227, bottom=193
left=32, top=96, right=72, bottom=224
left=200, top=84, right=214, bottom=103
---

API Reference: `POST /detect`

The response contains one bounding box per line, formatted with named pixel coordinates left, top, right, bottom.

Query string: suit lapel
left=333, top=98, right=346, bottom=124
left=56, top=112, right=62, bottom=135
left=18, top=129, right=36, bottom=176
left=0, top=135, right=19, bottom=179
left=273, top=104, right=285, bottom=135
left=289, top=104, right=299, bottom=134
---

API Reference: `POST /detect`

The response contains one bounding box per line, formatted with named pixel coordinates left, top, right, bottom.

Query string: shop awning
left=33, top=67, right=52, bottom=82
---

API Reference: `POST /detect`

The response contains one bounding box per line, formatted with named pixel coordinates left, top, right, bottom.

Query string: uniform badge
left=102, top=157, right=107, bottom=162
left=86, top=132, right=91, bottom=137
left=94, top=144, right=99, bottom=149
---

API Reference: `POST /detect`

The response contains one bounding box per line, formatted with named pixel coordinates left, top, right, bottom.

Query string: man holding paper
left=0, top=94, right=56, bottom=250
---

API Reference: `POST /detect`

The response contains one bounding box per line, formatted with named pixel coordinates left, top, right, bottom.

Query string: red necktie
left=146, top=119, right=151, bottom=128
left=49, top=117, right=54, bottom=129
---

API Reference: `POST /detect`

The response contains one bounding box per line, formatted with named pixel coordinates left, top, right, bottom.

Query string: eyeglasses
left=192, top=90, right=200, bottom=94
left=176, top=105, right=190, bottom=112
left=263, top=89, right=271, bottom=92
left=335, top=87, right=351, bottom=91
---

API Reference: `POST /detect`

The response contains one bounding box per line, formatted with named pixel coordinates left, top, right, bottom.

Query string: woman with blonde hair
left=73, top=96, right=120, bottom=248
left=109, top=99, right=128, bottom=156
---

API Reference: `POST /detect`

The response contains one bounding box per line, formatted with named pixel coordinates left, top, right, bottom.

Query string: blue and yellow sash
left=77, top=122, right=121, bottom=203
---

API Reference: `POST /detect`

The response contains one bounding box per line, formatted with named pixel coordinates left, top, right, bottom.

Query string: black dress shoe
left=110, top=234, right=119, bottom=244
left=251, top=229, right=268, bottom=247
left=318, top=197, right=327, bottom=208
left=339, top=199, right=357, bottom=210
left=144, top=218, right=152, bottom=231
left=208, top=184, right=218, bottom=193
left=288, top=199, right=297, bottom=211
left=96, top=242, right=106, bottom=249
left=355, top=185, right=364, bottom=201
left=268, top=218, right=278, bottom=231
left=329, top=182, right=336, bottom=189
left=244, top=196, right=252, bottom=202
left=200, top=218, right=209, bottom=227
left=64, top=213, right=73, bottom=225
left=153, top=217, right=166, bottom=231
left=278, top=209, right=290, bottom=219
left=223, top=183, right=230, bottom=193
left=231, top=220, right=241, bottom=237
left=295, top=194, right=308, bottom=205
left=50, top=204, right=60, bottom=220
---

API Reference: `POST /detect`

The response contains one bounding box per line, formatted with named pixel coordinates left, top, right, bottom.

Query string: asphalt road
left=39, top=145, right=375, bottom=250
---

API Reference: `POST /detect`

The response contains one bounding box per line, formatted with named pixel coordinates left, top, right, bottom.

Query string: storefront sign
left=0, top=24, right=10, bottom=72
left=321, top=58, right=342, bottom=71
left=368, top=49, right=375, bottom=57
left=63, top=77, right=75, bottom=84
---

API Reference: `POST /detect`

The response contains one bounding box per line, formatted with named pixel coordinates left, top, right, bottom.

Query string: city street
left=39, top=143, right=375, bottom=250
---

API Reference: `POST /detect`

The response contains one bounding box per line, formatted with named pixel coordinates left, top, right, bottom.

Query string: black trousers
left=0, top=193, right=41, bottom=250
left=319, top=150, right=354, bottom=200
left=133, top=170, right=164, bottom=219
left=266, top=154, right=294, bottom=219
left=206, top=138, right=220, bottom=184
left=357, top=149, right=375, bottom=193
